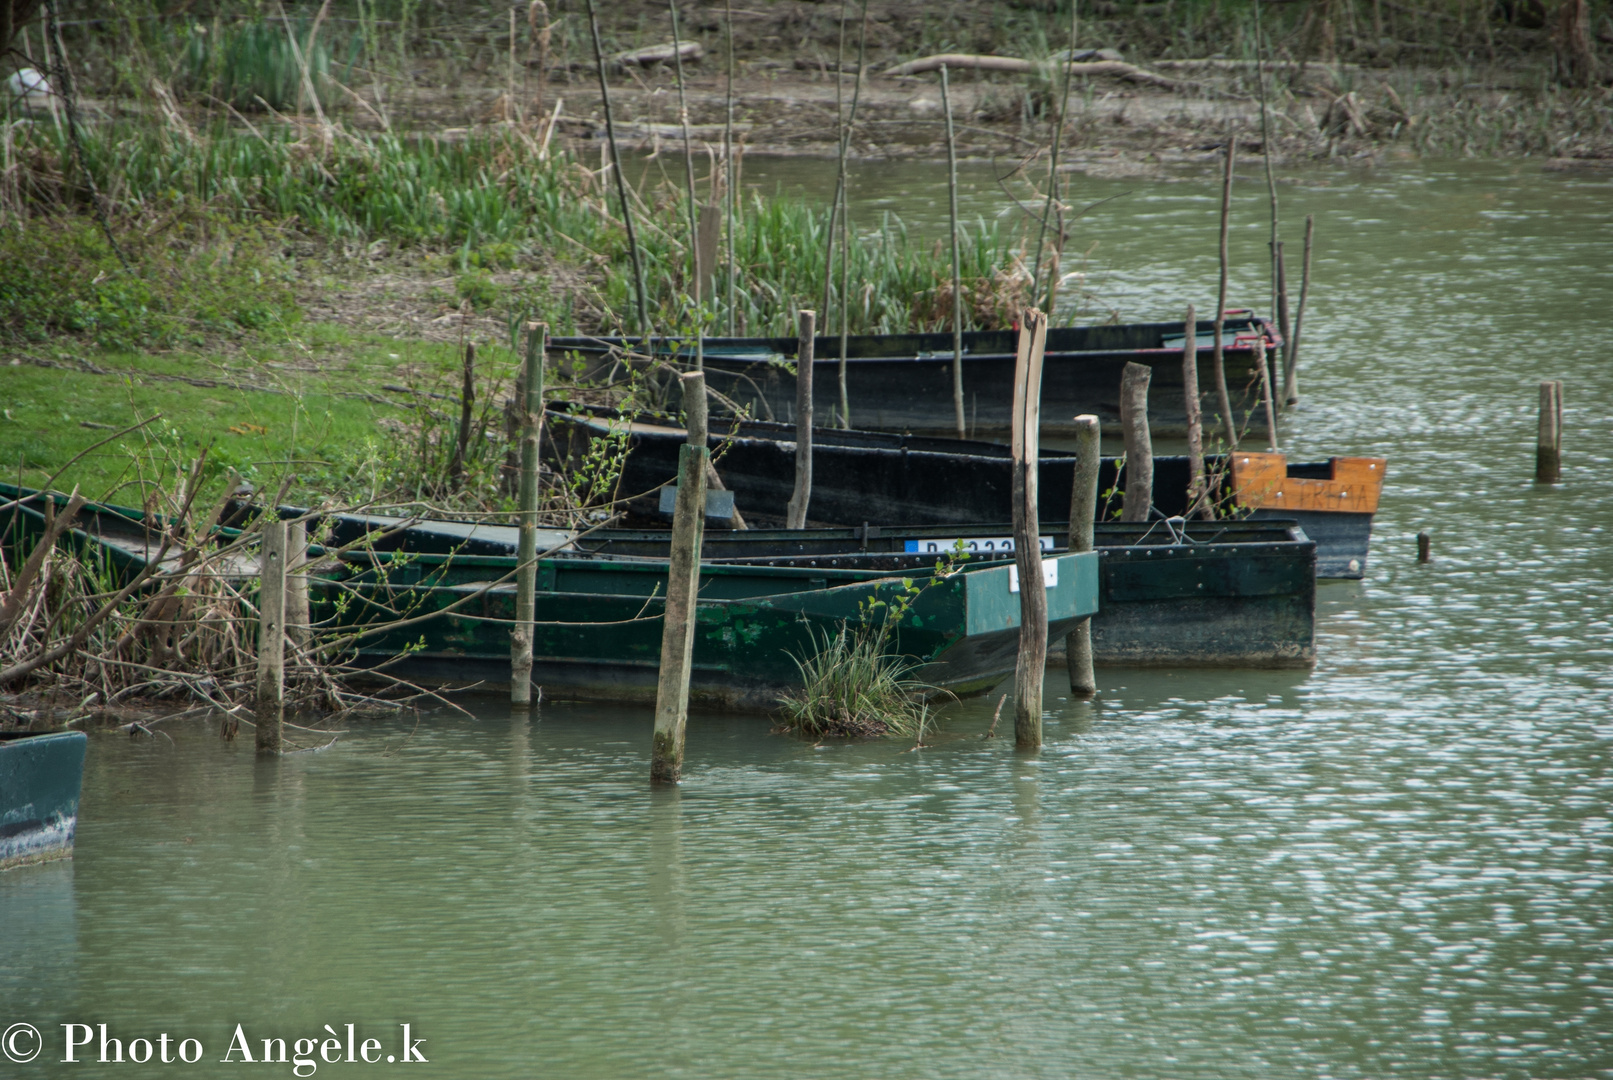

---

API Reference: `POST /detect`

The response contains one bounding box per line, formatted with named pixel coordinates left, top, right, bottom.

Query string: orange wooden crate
left=1230, top=452, right=1387, bottom=515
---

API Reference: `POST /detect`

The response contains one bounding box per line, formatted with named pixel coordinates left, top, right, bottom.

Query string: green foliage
left=778, top=548, right=967, bottom=740
left=455, top=270, right=501, bottom=310
left=0, top=213, right=300, bottom=350
left=179, top=17, right=352, bottom=111
left=777, top=622, right=942, bottom=741
left=9, top=119, right=1025, bottom=339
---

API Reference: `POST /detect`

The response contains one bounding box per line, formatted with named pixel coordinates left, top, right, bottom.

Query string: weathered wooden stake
left=682, top=363, right=748, bottom=530
left=1274, top=240, right=1291, bottom=396
left=652, top=374, right=712, bottom=785
left=787, top=310, right=816, bottom=528
left=511, top=322, right=546, bottom=707
left=448, top=341, right=475, bottom=489
left=1011, top=309, right=1049, bottom=749
left=1181, top=304, right=1208, bottom=519
left=685, top=368, right=708, bottom=448
left=1417, top=530, right=1432, bottom=562
left=1119, top=361, right=1153, bottom=523
left=1066, top=413, right=1099, bottom=697
left=285, top=519, right=310, bottom=649
left=1283, top=213, right=1314, bottom=405
left=941, top=63, right=966, bottom=439
left=256, top=518, right=287, bottom=754
left=1255, top=337, right=1279, bottom=452
left=1212, top=136, right=1238, bottom=447
left=1536, top=379, right=1563, bottom=483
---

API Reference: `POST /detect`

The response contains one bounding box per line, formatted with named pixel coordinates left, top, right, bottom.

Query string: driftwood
left=613, top=41, right=702, bottom=68
left=882, top=53, right=1192, bottom=93
left=0, top=490, right=86, bottom=640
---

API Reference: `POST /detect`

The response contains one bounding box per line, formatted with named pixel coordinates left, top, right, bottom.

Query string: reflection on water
left=6, top=160, right=1612, bottom=1078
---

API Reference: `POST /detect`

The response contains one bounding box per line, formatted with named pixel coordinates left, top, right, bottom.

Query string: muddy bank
left=363, top=54, right=1608, bottom=176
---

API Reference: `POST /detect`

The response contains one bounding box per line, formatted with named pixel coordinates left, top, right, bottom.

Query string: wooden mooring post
left=652, top=371, right=711, bottom=784
left=1181, top=304, right=1208, bottom=519
left=1066, top=413, right=1100, bottom=697
left=286, top=519, right=310, bottom=649
left=256, top=517, right=287, bottom=754
left=1120, top=361, right=1153, bottom=523
left=787, top=310, right=815, bottom=528
left=1255, top=336, right=1279, bottom=452
left=512, top=322, right=546, bottom=707
left=1283, top=213, right=1314, bottom=406
left=1417, top=530, right=1432, bottom=563
left=1011, top=309, right=1049, bottom=749
left=1536, top=379, right=1564, bottom=483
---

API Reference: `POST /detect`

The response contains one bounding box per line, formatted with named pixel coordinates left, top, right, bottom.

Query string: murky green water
left=4, top=160, right=1612, bottom=1078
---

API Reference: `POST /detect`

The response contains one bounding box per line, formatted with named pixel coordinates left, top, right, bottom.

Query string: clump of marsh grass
left=777, top=554, right=966, bottom=741
left=777, top=622, right=941, bottom=741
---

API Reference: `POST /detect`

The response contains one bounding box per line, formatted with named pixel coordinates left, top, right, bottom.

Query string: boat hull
left=319, top=552, right=1099, bottom=711
left=585, top=521, right=1318, bottom=671
left=0, top=731, right=88, bottom=870
left=545, top=409, right=1377, bottom=580
left=550, top=317, right=1282, bottom=439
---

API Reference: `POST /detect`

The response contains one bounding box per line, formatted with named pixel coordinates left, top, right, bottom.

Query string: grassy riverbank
left=0, top=116, right=1029, bottom=504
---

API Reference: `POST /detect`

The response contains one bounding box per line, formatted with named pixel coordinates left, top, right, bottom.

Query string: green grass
left=13, top=119, right=1025, bottom=339
left=0, top=328, right=532, bottom=509
left=0, top=214, right=300, bottom=351
left=777, top=622, right=942, bottom=741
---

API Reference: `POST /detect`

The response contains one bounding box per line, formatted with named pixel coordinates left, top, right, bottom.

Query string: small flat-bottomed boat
left=549, top=314, right=1281, bottom=439
left=544, top=405, right=1384, bottom=579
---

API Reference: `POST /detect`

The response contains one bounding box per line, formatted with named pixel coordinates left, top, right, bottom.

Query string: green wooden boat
left=320, top=549, right=1099, bottom=710
left=0, top=483, right=1099, bottom=711
left=0, top=731, right=88, bottom=870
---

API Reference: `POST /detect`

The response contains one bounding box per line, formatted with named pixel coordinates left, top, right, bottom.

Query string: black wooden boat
left=543, top=405, right=1383, bottom=579
left=548, top=314, right=1280, bottom=439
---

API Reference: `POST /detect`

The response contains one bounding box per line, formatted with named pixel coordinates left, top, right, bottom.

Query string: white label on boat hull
left=905, top=536, right=1054, bottom=555
left=1008, top=561, right=1059, bottom=592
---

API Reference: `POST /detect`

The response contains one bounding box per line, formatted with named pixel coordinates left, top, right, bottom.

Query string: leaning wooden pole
left=834, top=0, right=870, bottom=429
left=1031, top=0, right=1081, bottom=307
left=787, top=310, right=816, bottom=528
left=1181, top=304, right=1208, bottom=519
left=1274, top=239, right=1290, bottom=389
left=1213, top=137, right=1238, bottom=448
left=1119, top=362, right=1153, bottom=523
left=1065, top=413, right=1099, bottom=697
left=449, top=341, right=476, bottom=489
left=723, top=0, right=738, bottom=335
left=256, top=517, right=287, bottom=754
left=652, top=372, right=712, bottom=784
left=669, top=0, right=704, bottom=370
left=585, top=0, right=649, bottom=333
left=511, top=322, right=546, bottom=707
left=1011, top=309, right=1049, bottom=749
left=1254, top=0, right=1281, bottom=323
left=820, top=0, right=850, bottom=324
left=1536, top=379, right=1563, bottom=483
left=941, top=64, right=966, bottom=439
left=1283, top=213, right=1314, bottom=406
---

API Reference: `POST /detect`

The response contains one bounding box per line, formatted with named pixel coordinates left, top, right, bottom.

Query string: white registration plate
left=1008, top=560, right=1059, bottom=592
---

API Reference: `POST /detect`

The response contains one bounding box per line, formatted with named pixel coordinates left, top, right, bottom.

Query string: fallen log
left=881, top=53, right=1194, bottom=93
left=613, top=41, right=702, bottom=68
